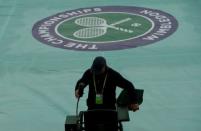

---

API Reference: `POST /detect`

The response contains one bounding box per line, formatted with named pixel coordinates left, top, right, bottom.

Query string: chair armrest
left=117, top=106, right=130, bottom=122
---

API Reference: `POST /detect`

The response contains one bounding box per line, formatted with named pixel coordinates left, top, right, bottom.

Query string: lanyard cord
left=93, top=73, right=108, bottom=94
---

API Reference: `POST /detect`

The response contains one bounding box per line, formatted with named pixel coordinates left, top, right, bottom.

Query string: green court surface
left=0, top=0, right=201, bottom=131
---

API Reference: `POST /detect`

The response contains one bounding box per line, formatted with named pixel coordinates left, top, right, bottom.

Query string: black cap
left=91, top=56, right=107, bottom=74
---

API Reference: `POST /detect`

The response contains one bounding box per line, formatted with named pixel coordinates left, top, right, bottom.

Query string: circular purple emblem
left=32, top=6, right=178, bottom=51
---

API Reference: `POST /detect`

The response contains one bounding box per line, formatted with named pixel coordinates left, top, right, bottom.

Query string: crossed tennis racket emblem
left=73, top=17, right=134, bottom=39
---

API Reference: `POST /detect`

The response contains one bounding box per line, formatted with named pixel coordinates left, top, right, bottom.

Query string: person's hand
left=75, top=89, right=80, bottom=99
left=75, top=83, right=85, bottom=99
left=75, top=88, right=84, bottom=99
left=129, top=103, right=139, bottom=112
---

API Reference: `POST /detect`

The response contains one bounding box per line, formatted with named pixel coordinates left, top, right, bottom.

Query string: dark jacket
left=75, top=67, right=137, bottom=110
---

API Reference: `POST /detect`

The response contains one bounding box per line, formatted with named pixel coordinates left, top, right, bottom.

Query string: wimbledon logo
left=32, top=6, right=178, bottom=51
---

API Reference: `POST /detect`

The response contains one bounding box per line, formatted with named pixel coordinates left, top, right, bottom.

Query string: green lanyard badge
left=96, top=94, right=103, bottom=104
left=93, top=73, right=108, bottom=105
